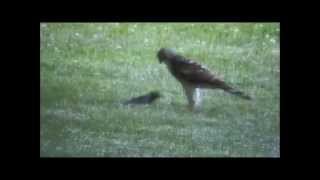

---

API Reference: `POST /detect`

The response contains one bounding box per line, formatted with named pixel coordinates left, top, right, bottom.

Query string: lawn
left=40, top=23, right=280, bottom=157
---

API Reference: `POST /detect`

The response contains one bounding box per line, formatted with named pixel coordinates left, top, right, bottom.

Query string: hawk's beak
left=157, top=51, right=163, bottom=64
left=158, top=58, right=163, bottom=64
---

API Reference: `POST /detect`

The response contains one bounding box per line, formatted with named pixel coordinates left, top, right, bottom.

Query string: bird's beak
left=157, top=52, right=163, bottom=64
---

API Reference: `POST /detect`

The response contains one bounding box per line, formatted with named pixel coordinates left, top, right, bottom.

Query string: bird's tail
left=207, top=79, right=251, bottom=100
left=225, top=88, right=252, bottom=100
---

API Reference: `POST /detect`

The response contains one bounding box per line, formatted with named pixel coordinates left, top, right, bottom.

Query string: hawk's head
left=157, top=48, right=176, bottom=64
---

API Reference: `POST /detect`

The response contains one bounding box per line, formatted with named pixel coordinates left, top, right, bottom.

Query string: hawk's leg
left=182, top=84, right=202, bottom=111
left=194, top=88, right=202, bottom=107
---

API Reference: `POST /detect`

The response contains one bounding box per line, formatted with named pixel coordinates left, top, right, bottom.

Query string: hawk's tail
left=225, top=88, right=252, bottom=100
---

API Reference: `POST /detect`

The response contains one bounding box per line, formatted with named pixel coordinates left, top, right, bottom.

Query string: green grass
left=40, top=23, right=280, bottom=157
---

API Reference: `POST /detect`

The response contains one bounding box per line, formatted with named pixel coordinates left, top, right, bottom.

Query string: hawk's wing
left=170, top=56, right=224, bottom=86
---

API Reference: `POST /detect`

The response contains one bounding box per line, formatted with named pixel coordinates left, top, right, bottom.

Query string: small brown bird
left=157, top=48, right=251, bottom=110
left=122, top=91, right=161, bottom=106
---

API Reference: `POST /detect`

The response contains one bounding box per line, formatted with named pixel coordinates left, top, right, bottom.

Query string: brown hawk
left=157, top=48, right=251, bottom=110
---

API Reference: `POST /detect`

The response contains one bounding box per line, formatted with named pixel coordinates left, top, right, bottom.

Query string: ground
left=40, top=23, right=280, bottom=157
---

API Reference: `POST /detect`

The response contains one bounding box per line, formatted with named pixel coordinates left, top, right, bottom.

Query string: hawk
left=157, top=48, right=251, bottom=110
